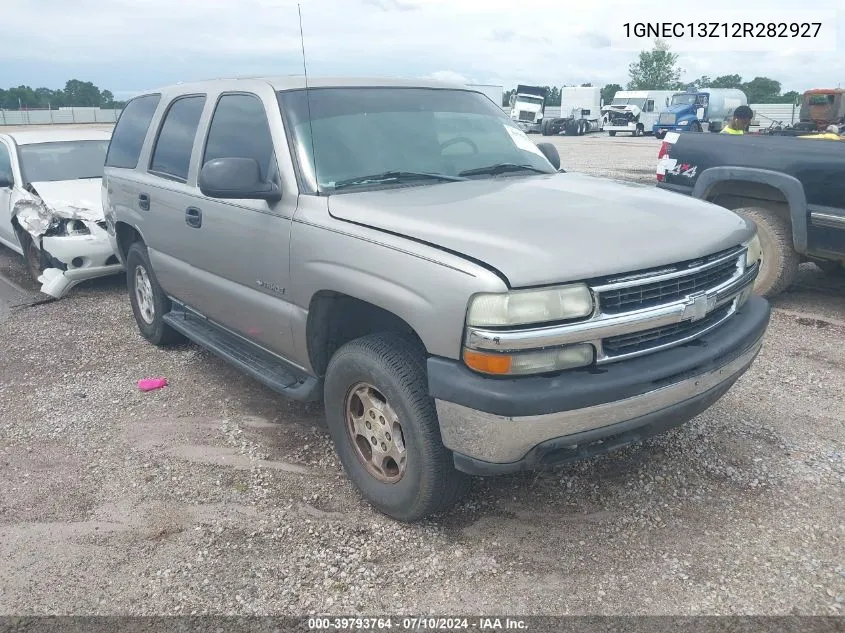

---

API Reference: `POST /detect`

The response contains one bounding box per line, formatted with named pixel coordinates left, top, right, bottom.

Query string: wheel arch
left=114, top=221, right=147, bottom=261
left=305, top=291, right=427, bottom=378
left=692, top=167, right=808, bottom=253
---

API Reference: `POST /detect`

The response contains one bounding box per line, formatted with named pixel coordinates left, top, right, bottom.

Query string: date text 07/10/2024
left=307, top=617, right=529, bottom=630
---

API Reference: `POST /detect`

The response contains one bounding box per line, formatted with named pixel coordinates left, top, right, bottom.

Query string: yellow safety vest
left=720, top=125, right=744, bottom=135
left=797, top=132, right=843, bottom=140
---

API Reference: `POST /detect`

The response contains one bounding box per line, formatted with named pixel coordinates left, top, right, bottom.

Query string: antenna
left=298, top=4, right=320, bottom=195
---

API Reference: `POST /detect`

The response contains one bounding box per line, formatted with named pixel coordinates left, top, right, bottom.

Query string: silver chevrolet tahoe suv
left=102, top=77, right=770, bottom=522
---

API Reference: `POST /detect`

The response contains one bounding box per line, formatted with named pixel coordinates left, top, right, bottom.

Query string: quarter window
left=150, top=95, right=206, bottom=181
left=203, top=94, right=276, bottom=181
left=105, top=94, right=161, bottom=169
left=0, top=143, right=12, bottom=183
left=646, top=100, right=654, bottom=112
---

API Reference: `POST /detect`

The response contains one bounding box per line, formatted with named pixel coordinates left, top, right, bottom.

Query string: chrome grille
left=659, top=112, right=676, bottom=125
left=602, top=303, right=732, bottom=357
left=600, top=256, right=739, bottom=314
left=518, top=110, right=535, bottom=122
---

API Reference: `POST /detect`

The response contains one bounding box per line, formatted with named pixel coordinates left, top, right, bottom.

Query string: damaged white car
left=0, top=129, right=122, bottom=298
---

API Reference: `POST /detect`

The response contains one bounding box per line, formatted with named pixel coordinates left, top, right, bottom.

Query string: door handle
left=138, top=193, right=150, bottom=211
left=185, top=207, right=202, bottom=228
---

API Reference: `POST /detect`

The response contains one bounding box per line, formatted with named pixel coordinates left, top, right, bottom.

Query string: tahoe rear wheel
left=324, top=333, right=470, bottom=522
left=126, top=241, right=183, bottom=345
left=734, top=206, right=799, bottom=298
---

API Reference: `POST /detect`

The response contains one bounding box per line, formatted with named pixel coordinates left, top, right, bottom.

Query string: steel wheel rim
left=134, top=265, right=155, bottom=325
left=344, top=382, right=407, bottom=484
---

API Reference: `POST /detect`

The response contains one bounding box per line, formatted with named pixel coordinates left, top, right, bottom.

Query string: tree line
left=0, top=79, right=125, bottom=110
left=503, top=40, right=802, bottom=107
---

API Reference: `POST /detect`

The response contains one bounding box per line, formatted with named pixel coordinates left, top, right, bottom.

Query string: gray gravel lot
left=1, top=128, right=844, bottom=616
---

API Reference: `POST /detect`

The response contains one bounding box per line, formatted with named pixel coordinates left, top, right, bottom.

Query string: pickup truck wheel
left=634, top=124, right=644, bottom=137
left=608, top=131, right=616, bottom=137
left=655, top=130, right=666, bottom=140
left=689, top=122, right=702, bottom=132
left=734, top=207, right=799, bottom=297
left=324, top=333, right=470, bottom=522
left=126, top=242, right=184, bottom=346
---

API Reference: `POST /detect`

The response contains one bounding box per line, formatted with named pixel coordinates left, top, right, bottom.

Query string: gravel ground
left=1, top=129, right=844, bottom=617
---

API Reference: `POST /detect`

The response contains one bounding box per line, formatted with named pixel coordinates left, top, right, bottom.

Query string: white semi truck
left=541, top=86, right=604, bottom=136
left=509, top=84, right=547, bottom=133
left=603, top=90, right=675, bottom=136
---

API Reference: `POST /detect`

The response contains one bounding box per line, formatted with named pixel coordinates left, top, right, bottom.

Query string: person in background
left=721, top=105, right=754, bottom=135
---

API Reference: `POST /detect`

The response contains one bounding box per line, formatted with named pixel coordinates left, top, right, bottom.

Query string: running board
left=163, top=307, right=322, bottom=402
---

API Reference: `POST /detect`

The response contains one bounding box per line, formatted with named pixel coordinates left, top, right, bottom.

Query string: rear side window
left=203, top=94, right=275, bottom=181
left=0, top=142, right=12, bottom=181
left=150, top=95, right=206, bottom=182
left=105, top=94, right=161, bottom=169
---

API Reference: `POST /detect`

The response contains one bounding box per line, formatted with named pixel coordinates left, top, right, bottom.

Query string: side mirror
left=536, top=142, right=561, bottom=171
left=199, top=157, right=281, bottom=202
left=0, top=172, right=13, bottom=189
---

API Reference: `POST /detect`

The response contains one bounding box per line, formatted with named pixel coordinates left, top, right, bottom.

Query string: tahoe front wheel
left=324, top=333, right=470, bottom=522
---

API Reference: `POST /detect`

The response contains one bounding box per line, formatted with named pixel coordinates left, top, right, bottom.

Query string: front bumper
left=429, top=296, right=770, bottom=475
left=513, top=120, right=542, bottom=134
left=606, top=122, right=638, bottom=132
left=37, top=226, right=123, bottom=298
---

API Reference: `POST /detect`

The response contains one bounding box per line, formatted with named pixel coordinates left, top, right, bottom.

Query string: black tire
left=634, top=124, right=644, bottom=137
left=655, top=130, right=666, bottom=140
left=689, top=121, right=702, bottom=132
left=18, top=231, right=45, bottom=284
left=608, top=130, right=617, bottom=137
left=541, top=119, right=552, bottom=136
left=324, top=333, right=470, bottom=522
left=126, top=241, right=183, bottom=346
left=734, top=207, right=799, bottom=297
left=815, top=260, right=845, bottom=277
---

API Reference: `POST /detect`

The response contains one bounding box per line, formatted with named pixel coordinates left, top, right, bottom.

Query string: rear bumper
left=428, top=296, right=770, bottom=475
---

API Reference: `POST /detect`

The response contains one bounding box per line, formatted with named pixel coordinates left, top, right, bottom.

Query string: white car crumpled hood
left=10, top=178, right=119, bottom=299
left=13, top=179, right=104, bottom=238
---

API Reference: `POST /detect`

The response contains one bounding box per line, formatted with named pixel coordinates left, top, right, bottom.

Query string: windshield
left=672, top=94, right=700, bottom=105
left=515, top=95, right=544, bottom=105
left=808, top=94, right=834, bottom=105
left=611, top=97, right=646, bottom=109
left=18, top=140, right=109, bottom=183
left=278, top=87, right=556, bottom=193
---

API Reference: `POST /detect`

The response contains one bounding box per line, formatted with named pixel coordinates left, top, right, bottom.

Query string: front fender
left=691, top=167, right=808, bottom=253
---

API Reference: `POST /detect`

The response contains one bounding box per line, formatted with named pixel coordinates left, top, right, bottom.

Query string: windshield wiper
left=458, top=163, right=549, bottom=177
left=331, top=170, right=467, bottom=190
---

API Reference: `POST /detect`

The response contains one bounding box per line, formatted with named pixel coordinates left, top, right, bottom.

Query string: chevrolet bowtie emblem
left=683, top=291, right=716, bottom=322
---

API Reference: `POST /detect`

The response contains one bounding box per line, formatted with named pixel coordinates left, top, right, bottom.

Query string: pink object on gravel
left=138, top=377, right=168, bottom=392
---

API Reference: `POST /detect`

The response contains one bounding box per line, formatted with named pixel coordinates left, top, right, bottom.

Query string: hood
left=327, top=173, right=752, bottom=288
left=29, top=179, right=104, bottom=221
left=664, top=103, right=695, bottom=116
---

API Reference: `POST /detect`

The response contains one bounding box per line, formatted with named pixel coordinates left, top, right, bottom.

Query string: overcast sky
left=2, top=0, right=842, bottom=99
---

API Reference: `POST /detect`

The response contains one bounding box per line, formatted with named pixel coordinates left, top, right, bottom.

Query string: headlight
left=679, top=120, right=689, bottom=125
left=463, top=343, right=594, bottom=376
left=745, top=233, right=762, bottom=267
left=467, top=283, right=593, bottom=327
left=63, top=219, right=91, bottom=236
